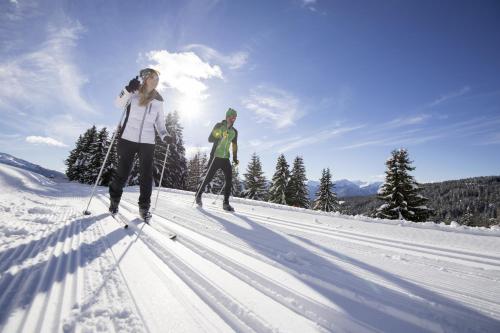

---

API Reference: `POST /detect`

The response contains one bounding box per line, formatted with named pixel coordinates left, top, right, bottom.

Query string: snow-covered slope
left=1, top=163, right=500, bottom=332
left=0, top=152, right=66, bottom=180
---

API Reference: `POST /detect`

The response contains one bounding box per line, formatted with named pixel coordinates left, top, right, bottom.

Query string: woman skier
left=109, top=68, right=174, bottom=221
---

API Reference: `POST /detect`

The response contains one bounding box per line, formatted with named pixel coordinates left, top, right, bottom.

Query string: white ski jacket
left=115, top=88, right=170, bottom=144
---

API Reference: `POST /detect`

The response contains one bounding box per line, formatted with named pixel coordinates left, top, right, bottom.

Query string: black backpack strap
left=119, top=102, right=132, bottom=139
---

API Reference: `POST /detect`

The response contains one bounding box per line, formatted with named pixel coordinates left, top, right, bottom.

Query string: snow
left=1, top=163, right=500, bottom=332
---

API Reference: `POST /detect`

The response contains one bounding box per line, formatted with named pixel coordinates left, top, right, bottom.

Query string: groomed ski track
left=1, top=163, right=500, bottom=332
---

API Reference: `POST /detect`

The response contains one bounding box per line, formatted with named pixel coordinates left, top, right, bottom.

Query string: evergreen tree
left=268, top=154, right=290, bottom=205
left=313, top=168, right=339, bottom=212
left=86, top=127, right=110, bottom=185
left=65, top=134, right=84, bottom=181
left=102, top=131, right=119, bottom=186
left=209, top=169, right=226, bottom=194
left=154, top=111, right=188, bottom=189
left=232, top=164, right=243, bottom=198
left=376, top=148, right=431, bottom=221
left=73, top=126, right=98, bottom=184
left=287, top=156, right=309, bottom=208
left=127, top=157, right=140, bottom=186
left=186, top=152, right=207, bottom=192
left=243, top=153, right=268, bottom=200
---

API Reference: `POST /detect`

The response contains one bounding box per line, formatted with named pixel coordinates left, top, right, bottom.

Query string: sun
left=176, top=96, right=202, bottom=121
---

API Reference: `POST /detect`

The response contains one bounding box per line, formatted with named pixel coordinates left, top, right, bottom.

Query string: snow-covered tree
left=243, top=153, right=268, bottom=200
left=154, top=111, right=188, bottom=189
left=68, top=125, right=98, bottom=184
left=287, top=156, right=309, bottom=208
left=65, top=134, right=84, bottom=181
left=376, top=148, right=431, bottom=222
left=86, top=127, right=110, bottom=185
left=186, top=152, right=208, bottom=192
left=232, top=164, right=243, bottom=198
left=268, top=154, right=290, bottom=205
left=313, top=168, right=339, bottom=212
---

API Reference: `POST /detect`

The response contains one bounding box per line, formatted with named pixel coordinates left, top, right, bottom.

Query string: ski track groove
left=4, top=207, right=74, bottom=333
left=117, top=198, right=328, bottom=333
left=117, top=201, right=274, bottom=333
left=122, top=197, right=437, bottom=332
left=94, top=213, right=151, bottom=333
left=141, top=193, right=500, bottom=329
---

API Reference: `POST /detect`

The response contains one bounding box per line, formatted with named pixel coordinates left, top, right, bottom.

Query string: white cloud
left=384, top=114, right=431, bottom=128
left=428, top=86, right=471, bottom=107
left=145, top=49, right=223, bottom=98
left=243, top=86, right=304, bottom=129
left=184, top=44, right=249, bottom=70
left=26, top=136, right=68, bottom=147
left=144, top=49, right=223, bottom=119
left=301, top=0, right=318, bottom=11
left=0, top=19, right=92, bottom=115
left=278, top=125, right=364, bottom=153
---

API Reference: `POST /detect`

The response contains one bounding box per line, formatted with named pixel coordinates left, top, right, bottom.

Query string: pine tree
left=65, top=134, right=84, bottom=181
left=210, top=169, right=226, bottom=194
left=313, top=168, right=339, bottom=212
left=86, top=127, right=109, bottom=185
left=127, top=157, right=140, bottom=186
left=376, top=148, right=431, bottom=222
left=154, top=111, right=188, bottom=189
left=102, top=131, right=119, bottom=186
left=268, top=154, right=290, bottom=205
left=243, top=153, right=268, bottom=200
left=287, top=156, right=309, bottom=208
left=73, top=126, right=98, bottom=184
left=186, top=152, right=207, bottom=192
left=232, top=164, right=243, bottom=198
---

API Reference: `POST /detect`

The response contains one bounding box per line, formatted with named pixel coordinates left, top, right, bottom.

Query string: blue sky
left=1, top=0, right=499, bottom=183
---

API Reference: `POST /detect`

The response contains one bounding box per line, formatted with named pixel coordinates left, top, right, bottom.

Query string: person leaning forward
left=195, top=108, right=239, bottom=211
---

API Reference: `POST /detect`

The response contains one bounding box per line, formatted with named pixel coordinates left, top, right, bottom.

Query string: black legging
left=109, top=138, right=155, bottom=209
left=198, top=157, right=232, bottom=202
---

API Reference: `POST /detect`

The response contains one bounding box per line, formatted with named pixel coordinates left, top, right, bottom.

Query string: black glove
left=233, top=158, right=239, bottom=166
left=125, top=76, right=140, bottom=93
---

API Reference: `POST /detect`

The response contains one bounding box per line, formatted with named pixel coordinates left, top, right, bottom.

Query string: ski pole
left=212, top=182, right=225, bottom=205
left=153, top=144, right=170, bottom=210
left=193, top=155, right=216, bottom=206
left=83, top=104, right=128, bottom=215
left=212, top=162, right=237, bottom=205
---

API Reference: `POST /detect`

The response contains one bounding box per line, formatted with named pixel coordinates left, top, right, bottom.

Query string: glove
left=125, top=76, right=140, bottom=93
left=233, top=159, right=239, bottom=166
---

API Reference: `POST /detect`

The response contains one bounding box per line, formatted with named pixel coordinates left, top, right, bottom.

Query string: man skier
left=195, top=108, right=239, bottom=211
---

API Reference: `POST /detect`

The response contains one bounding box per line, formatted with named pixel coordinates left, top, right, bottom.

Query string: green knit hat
left=226, top=108, right=237, bottom=118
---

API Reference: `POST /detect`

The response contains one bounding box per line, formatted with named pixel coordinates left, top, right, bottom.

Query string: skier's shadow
left=0, top=213, right=136, bottom=328
left=199, top=208, right=500, bottom=332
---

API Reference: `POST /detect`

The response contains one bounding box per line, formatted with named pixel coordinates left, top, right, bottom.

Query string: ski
left=110, top=211, right=129, bottom=228
left=140, top=214, right=177, bottom=240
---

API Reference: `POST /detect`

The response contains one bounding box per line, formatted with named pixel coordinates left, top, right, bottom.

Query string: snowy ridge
left=1, top=163, right=500, bottom=332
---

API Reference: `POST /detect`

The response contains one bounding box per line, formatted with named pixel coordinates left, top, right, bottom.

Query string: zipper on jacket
left=138, top=103, right=152, bottom=143
left=224, top=124, right=231, bottom=158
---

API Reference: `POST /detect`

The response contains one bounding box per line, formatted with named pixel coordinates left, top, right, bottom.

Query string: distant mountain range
left=307, top=179, right=382, bottom=199
left=0, top=152, right=66, bottom=180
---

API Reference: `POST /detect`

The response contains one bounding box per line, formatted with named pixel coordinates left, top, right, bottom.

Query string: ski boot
left=139, top=207, right=152, bottom=223
left=223, top=201, right=235, bottom=212
left=195, top=194, right=203, bottom=207
left=109, top=198, right=119, bottom=215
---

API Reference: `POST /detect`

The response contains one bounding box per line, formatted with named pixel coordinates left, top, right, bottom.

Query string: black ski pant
left=198, top=157, right=232, bottom=202
left=109, top=138, right=155, bottom=210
